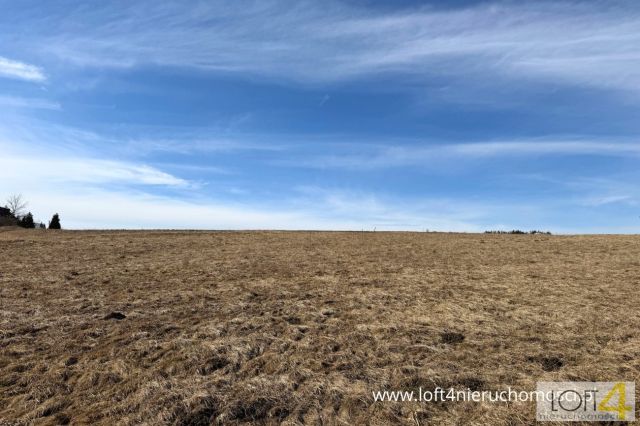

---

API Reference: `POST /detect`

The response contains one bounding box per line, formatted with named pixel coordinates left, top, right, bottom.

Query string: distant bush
left=485, top=230, right=551, bottom=235
left=529, top=230, right=552, bottom=235
left=49, top=213, right=61, bottom=230
left=0, top=206, right=17, bottom=227
left=0, top=216, right=18, bottom=227
left=19, top=212, right=35, bottom=229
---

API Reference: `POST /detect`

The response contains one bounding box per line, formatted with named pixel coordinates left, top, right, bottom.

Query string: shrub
left=484, top=229, right=551, bottom=235
left=19, top=212, right=35, bottom=229
left=49, top=213, right=61, bottom=230
left=0, top=206, right=17, bottom=227
left=0, top=216, right=18, bottom=227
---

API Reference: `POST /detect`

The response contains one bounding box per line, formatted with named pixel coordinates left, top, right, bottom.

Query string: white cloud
left=19, top=190, right=307, bottom=230
left=0, top=154, right=188, bottom=187
left=293, top=139, right=640, bottom=169
left=0, top=117, right=284, bottom=160
left=581, top=195, right=634, bottom=207
left=1, top=140, right=636, bottom=232
left=562, top=177, right=640, bottom=208
left=0, top=56, right=46, bottom=82
left=0, top=136, right=491, bottom=230
left=291, top=186, right=489, bottom=231
left=0, top=95, right=59, bottom=110
left=121, top=136, right=284, bottom=156
left=0, top=130, right=487, bottom=230
left=9, top=1, right=640, bottom=92
left=3, top=185, right=490, bottom=231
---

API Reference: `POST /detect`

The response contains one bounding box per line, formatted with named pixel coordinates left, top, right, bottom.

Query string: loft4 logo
left=548, top=383, right=632, bottom=418
left=597, top=383, right=633, bottom=420
left=537, top=382, right=635, bottom=422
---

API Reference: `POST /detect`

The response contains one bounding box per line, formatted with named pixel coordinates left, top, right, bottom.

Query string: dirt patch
left=441, top=331, right=465, bottom=344
left=540, top=356, right=564, bottom=372
left=64, top=356, right=78, bottom=367
left=103, top=312, right=126, bottom=320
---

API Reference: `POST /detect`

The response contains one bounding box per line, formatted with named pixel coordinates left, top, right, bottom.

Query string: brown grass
left=1, top=229, right=639, bottom=425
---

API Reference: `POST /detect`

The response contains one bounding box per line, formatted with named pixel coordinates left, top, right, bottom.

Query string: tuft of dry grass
left=1, top=229, right=639, bottom=425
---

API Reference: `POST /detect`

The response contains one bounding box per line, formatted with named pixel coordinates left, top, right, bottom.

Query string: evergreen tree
left=19, top=212, right=35, bottom=228
left=49, top=213, right=61, bottom=229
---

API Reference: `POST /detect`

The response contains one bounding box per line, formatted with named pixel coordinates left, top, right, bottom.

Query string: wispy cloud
left=0, top=119, right=188, bottom=187
left=121, top=136, right=284, bottom=156
left=292, top=139, right=640, bottom=169
left=2, top=129, right=637, bottom=232
left=513, top=174, right=640, bottom=210
left=0, top=56, right=46, bottom=82
left=35, top=190, right=455, bottom=230
left=0, top=95, right=59, bottom=110
left=0, top=116, right=283, bottom=160
left=0, top=179, right=494, bottom=231
left=292, top=186, right=490, bottom=231
left=0, top=138, right=486, bottom=230
left=318, top=94, right=330, bottom=106
left=0, top=119, right=503, bottom=231
left=8, top=1, right=640, bottom=92
left=1, top=153, right=188, bottom=187
left=581, top=194, right=634, bottom=207
left=564, top=177, right=640, bottom=208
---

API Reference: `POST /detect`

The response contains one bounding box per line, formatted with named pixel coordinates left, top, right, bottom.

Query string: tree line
left=1, top=194, right=61, bottom=229
left=484, top=230, right=551, bottom=235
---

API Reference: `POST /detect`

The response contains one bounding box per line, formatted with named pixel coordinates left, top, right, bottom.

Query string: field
left=1, top=229, right=639, bottom=425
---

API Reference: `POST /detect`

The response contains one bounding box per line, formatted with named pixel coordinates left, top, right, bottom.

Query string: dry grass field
left=1, top=229, right=639, bottom=425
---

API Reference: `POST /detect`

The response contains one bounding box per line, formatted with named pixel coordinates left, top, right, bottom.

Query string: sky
left=1, top=0, right=639, bottom=233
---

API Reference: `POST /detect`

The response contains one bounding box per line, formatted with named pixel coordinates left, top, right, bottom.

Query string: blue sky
left=1, top=0, right=639, bottom=232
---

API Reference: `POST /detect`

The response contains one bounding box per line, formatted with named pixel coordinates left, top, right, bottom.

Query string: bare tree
left=6, top=194, right=28, bottom=218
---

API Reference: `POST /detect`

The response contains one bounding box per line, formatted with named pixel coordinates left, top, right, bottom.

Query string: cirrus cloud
left=6, top=1, right=640, bottom=93
left=0, top=56, right=45, bottom=82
